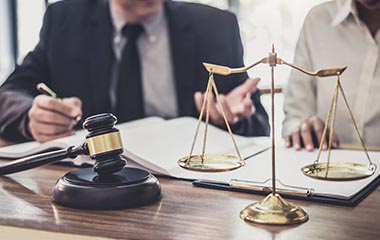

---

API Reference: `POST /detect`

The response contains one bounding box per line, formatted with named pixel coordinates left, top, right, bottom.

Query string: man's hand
left=28, top=95, right=82, bottom=142
left=194, top=78, right=259, bottom=127
left=284, top=116, right=339, bottom=151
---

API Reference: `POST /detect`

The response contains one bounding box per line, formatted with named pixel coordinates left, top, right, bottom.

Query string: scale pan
left=301, top=162, right=376, bottom=181
left=178, top=154, right=244, bottom=172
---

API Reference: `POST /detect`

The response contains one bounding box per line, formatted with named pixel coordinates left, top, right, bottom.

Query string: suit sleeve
left=228, top=15, right=270, bottom=137
left=0, top=5, right=54, bottom=142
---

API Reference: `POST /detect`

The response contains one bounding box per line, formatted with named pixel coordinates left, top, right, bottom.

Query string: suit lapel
left=165, top=1, right=197, bottom=116
left=86, top=0, right=114, bottom=115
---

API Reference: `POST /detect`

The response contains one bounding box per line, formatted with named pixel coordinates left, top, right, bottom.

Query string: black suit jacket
left=0, top=0, right=269, bottom=142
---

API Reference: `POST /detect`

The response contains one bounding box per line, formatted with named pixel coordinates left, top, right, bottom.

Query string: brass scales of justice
left=177, top=45, right=377, bottom=225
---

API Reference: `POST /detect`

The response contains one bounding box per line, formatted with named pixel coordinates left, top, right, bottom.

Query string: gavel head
left=82, top=113, right=126, bottom=176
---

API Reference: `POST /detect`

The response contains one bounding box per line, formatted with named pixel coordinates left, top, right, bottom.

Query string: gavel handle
left=0, top=146, right=80, bottom=176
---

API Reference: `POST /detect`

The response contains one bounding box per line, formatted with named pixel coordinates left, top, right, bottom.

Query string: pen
left=36, top=82, right=58, bottom=98
left=193, top=179, right=313, bottom=198
left=229, top=179, right=313, bottom=197
left=36, top=82, right=82, bottom=122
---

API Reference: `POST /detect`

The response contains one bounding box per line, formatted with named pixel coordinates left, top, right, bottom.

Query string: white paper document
left=121, top=117, right=270, bottom=179
left=201, top=146, right=380, bottom=200
left=0, top=117, right=270, bottom=180
left=0, top=117, right=166, bottom=165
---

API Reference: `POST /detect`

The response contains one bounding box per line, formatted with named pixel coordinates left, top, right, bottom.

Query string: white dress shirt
left=109, top=2, right=178, bottom=119
left=283, top=0, right=380, bottom=146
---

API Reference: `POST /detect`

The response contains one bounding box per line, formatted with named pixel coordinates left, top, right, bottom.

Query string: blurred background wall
left=0, top=0, right=329, bottom=86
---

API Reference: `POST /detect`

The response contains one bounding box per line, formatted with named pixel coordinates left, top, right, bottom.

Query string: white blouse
left=283, top=0, right=380, bottom=146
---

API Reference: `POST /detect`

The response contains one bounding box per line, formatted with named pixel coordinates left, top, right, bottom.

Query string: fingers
left=310, top=116, right=324, bottom=148
left=219, top=95, right=238, bottom=124
left=30, top=120, right=74, bottom=135
left=194, top=78, right=259, bottom=128
left=63, top=97, right=83, bottom=121
left=284, top=136, right=291, bottom=148
left=300, top=121, right=314, bottom=151
left=29, top=106, right=76, bottom=126
left=291, top=131, right=302, bottom=151
left=207, top=94, right=224, bottom=125
left=28, top=118, right=76, bottom=143
left=241, top=97, right=254, bottom=116
left=221, top=78, right=256, bottom=120
left=28, top=95, right=82, bottom=142
left=289, top=119, right=318, bottom=151
left=63, top=97, right=82, bottom=107
left=229, top=78, right=260, bottom=99
left=34, top=95, right=77, bottom=118
left=309, top=116, right=339, bottom=149
left=193, top=92, right=237, bottom=126
left=309, top=116, right=327, bottom=150
left=194, top=91, right=222, bottom=124
left=240, top=78, right=260, bottom=94
left=31, top=95, right=81, bottom=124
left=286, top=116, right=341, bottom=152
left=228, top=98, right=253, bottom=117
left=194, top=92, right=204, bottom=113
left=285, top=127, right=312, bottom=151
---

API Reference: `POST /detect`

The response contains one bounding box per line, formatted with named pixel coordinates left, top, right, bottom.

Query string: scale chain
left=337, top=77, right=374, bottom=166
left=210, top=77, right=244, bottom=164
left=187, top=73, right=213, bottom=164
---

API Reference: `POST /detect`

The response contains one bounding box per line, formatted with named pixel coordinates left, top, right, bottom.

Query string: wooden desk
left=0, top=161, right=379, bottom=240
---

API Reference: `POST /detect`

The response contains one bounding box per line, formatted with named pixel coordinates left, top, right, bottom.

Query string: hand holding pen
left=27, top=83, right=82, bottom=143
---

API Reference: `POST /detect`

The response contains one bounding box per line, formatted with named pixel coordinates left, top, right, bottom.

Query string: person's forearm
left=0, top=90, right=34, bottom=142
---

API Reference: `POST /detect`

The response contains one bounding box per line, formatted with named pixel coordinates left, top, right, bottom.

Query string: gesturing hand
left=28, top=95, right=82, bottom=142
left=194, top=78, right=259, bottom=127
left=284, top=116, right=340, bottom=151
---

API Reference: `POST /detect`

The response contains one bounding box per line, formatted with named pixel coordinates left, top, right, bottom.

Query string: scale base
left=53, top=167, right=161, bottom=209
left=240, top=193, right=308, bottom=225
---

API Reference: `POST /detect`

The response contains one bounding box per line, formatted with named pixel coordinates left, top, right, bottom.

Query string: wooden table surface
left=0, top=160, right=379, bottom=240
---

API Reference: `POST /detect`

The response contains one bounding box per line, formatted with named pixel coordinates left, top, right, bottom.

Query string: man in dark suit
left=0, top=0, right=269, bottom=142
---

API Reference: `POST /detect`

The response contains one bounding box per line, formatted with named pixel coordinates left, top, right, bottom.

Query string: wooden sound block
left=52, top=167, right=161, bottom=209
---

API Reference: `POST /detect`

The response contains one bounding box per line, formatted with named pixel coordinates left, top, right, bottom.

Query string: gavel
left=0, top=113, right=126, bottom=176
left=0, top=113, right=161, bottom=209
